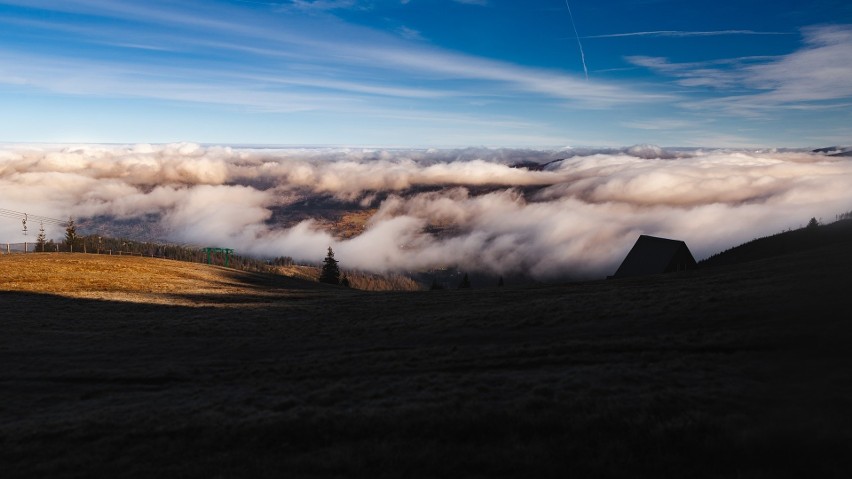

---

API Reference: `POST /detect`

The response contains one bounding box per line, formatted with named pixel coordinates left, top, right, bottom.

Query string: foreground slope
left=1, top=247, right=851, bottom=478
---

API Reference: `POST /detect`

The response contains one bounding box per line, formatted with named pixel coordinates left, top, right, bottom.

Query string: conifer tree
left=319, top=246, right=341, bottom=285
left=64, top=217, right=79, bottom=253
left=340, top=273, right=351, bottom=288
left=458, top=273, right=471, bottom=289
left=36, top=223, right=47, bottom=252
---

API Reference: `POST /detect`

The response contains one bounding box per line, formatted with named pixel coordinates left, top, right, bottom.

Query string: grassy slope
left=276, top=263, right=423, bottom=291
left=0, top=254, right=328, bottom=305
left=1, top=248, right=851, bottom=478
left=700, top=218, right=852, bottom=268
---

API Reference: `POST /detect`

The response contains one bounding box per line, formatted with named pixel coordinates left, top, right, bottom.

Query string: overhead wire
left=0, top=207, right=201, bottom=248
left=0, top=208, right=69, bottom=226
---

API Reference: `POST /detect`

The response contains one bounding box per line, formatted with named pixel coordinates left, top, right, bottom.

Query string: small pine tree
left=319, top=246, right=341, bottom=285
left=36, top=223, right=47, bottom=252
left=64, top=217, right=79, bottom=253
left=340, top=273, right=351, bottom=288
left=807, top=217, right=819, bottom=229
left=458, top=273, right=471, bottom=289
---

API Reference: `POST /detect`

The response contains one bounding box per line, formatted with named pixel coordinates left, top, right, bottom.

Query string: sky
left=1, top=0, right=851, bottom=148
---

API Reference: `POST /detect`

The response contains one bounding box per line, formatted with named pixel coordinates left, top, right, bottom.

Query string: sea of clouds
left=1, top=143, right=851, bottom=279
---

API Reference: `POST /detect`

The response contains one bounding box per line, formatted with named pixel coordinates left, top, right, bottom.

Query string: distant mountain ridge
left=813, top=146, right=852, bottom=157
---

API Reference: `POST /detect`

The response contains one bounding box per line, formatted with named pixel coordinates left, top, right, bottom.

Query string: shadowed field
left=1, top=249, right=851, bottom=478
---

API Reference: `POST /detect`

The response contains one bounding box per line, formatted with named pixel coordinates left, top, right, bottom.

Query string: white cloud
left=3, top=144, right=851, bottom=279
left=738, top=25, right=852, bottom=104
left=0, top=0, right=664, bottom=113
left=629, top=24, right=852, bottom=113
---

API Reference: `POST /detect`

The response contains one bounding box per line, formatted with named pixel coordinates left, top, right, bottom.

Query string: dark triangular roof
left=613, top=235, right=697, bottom=278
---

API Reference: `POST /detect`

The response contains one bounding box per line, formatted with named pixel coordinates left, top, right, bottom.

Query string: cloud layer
left=629, top=24, right=852, bottom=113
left=2, top=143, right=851, bottom=279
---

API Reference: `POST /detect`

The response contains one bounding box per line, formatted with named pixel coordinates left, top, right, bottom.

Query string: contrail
left=564, top=0, right=588, bottom=80
left=584, top=30, right=794, bottom=39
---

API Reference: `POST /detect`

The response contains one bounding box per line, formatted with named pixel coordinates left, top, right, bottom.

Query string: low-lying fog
left=2, top=143, right=850, bottom=279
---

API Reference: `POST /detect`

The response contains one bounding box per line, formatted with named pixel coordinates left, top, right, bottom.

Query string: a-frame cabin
left=612, top=235, right=697, bottom=278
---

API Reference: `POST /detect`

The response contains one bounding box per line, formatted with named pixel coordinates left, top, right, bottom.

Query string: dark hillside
left=699, top=217, right=852, bottom=268
left=2, top=246, right=852, bottom=478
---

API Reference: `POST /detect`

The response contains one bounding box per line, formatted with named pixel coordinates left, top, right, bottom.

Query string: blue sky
left=1, top=0, right=851, bottom=147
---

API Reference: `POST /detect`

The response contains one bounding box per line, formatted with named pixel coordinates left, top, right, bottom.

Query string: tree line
left=318, top=246, right=504, bottom=290
left=35, top=217, right=506, bottom=290
left=26, top=217, right=274, bottom=273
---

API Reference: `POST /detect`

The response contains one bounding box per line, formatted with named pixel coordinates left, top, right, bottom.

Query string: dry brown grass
left=334, top=209, right=377, bottom=239
left=275, top=263, right=423, bottom=291
left=0, top=253, right=327, bottom=306
left=277, top=263, right=324, bottom=283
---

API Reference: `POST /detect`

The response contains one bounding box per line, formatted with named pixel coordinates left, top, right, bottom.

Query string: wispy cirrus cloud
left=395, top=25, right=424, bottom=40
left=629, top=24, right=852, bottom=114
left=0, top=51, right=361, bottom=113
left=626, top=56, right=749, bottom=89
left=452, top=0, right=489, bottom=5
left=0, top=0, right=665, bottom=112
left=736, top=25, right=852, bottom=103
left=3, top=0, right=847, bottom=147
left=621, top=119, right=701, bottom=131
left=284, top=0, right=362, bottom=11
